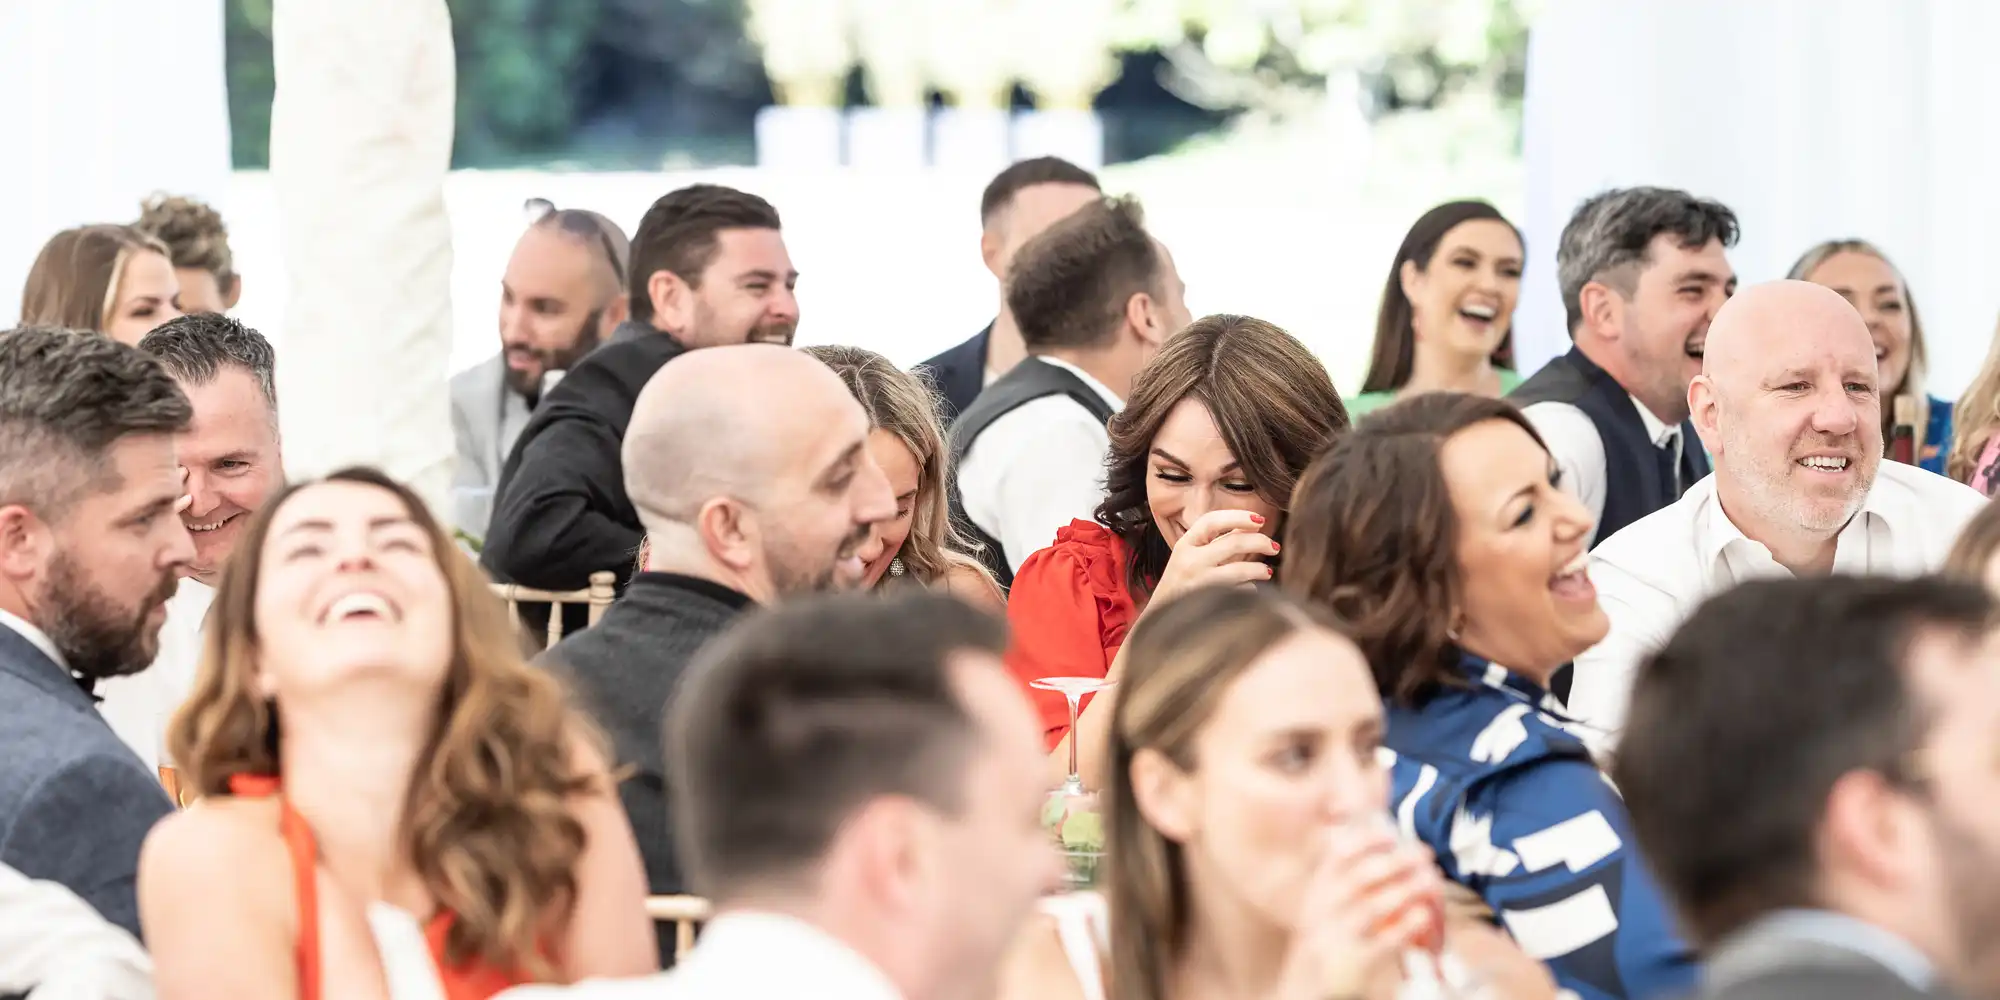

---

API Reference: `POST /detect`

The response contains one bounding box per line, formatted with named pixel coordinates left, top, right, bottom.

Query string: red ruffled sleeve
left=1005, top=520, right=1138, bottom=750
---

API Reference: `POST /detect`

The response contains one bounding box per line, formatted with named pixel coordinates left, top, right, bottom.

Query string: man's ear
left=646, top=269, right=695, bottom=335
left=223, top=274, right=244, bottom=311
left=0, top=505, right=50, bottom=582
left=1124, top=292, right=1166, bottom=348
left=1578, top=280, right=1625, bottom=342
left=1689, top=374, right=1721, bottom=456
left=695, top=496, right=755, bottom=573
left=600, top=294, right=630, bottom=334
left=980, top=225, right=1006, bottom=282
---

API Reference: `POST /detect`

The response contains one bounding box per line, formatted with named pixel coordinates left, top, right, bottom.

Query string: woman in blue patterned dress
left=1281, top=392, right=1697, bottom=1000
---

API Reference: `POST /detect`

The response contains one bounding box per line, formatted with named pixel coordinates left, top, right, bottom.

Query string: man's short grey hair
left=1557, top=186, right=1741, bottom=334
left=137, top=312, right=277, bottom=416
left=0, top=327, right=193, bottom=517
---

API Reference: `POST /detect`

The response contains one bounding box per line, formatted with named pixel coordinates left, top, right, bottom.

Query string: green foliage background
left=222, top=0, right=1532, bottom=169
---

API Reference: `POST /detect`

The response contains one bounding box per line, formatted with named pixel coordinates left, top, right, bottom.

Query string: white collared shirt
left=95, top=580, right=216, bottom=772
left=956, top=356, right=1123, bottom=574
left=495, top=911, right=903, bottom=1000
left=0, top=605, right=65, bottom=671
left=1570, top=462, right=1988, bottom=739
left=1521, top=395, right=1683, bottom=548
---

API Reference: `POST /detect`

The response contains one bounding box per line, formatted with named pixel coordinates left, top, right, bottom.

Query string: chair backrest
left=646, top=895, right=711, bottom=962
left=490, top=571, right=618, bottom=648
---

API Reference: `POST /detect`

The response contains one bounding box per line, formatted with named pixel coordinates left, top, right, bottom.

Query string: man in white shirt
left=500, top=591, right=1060, bottom=1000
left=96, top=313, right=284, bottom=772
left=1571, top=280, right=1986, bottom=738
left=949, top=195, right=1190, bottom=586
left=1512, top=187, right=1741, bottom=549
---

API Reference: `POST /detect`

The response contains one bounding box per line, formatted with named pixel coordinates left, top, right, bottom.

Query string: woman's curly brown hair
left=135, top=193, right=238, bottom=294
left=166, top=467, right=599, bottom=979
left=1280, top=392, right=1546, bottom=707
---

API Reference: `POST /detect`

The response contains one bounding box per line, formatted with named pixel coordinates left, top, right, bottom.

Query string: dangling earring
left=888, top=556, right=906, bottom=579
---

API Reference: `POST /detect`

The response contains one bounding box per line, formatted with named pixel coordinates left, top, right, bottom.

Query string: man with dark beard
left=450, top=202, right=630, bottom=538
left=542, top=344, right=894, bottom=961
left=0, top=326, right=194, bottom=941
left=483, top=184, right=798, bottom=641
left=1617, top=575, right=2000, bottom=1000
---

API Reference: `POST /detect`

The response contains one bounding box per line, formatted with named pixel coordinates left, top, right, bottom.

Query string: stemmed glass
left=1030, top=675, right=1117, bottom=890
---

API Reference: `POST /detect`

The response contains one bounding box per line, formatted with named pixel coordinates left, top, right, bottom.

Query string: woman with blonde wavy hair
left=1788, top=238, right=1952, bottom=473
left=1948, top=313, right=2000, bottom=494
left=20, top=224, right=184, bottom=344
left=803, top=344, right=1003, bottom=608
left=138, top=467, right=657, bottom=999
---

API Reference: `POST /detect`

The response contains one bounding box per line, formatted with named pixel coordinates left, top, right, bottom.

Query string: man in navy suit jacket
left=0, top=327, right=196, bottom=941
left=919, top=157, right=1101, bottom=424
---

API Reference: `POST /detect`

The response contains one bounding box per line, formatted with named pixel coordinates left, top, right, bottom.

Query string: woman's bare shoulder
left=143, top=796, right=287, bottom=880
left=940, top=561, right=1005, bottom=611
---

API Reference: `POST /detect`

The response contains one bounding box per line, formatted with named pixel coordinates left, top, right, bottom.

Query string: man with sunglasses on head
left=482, top=184, right=800, bottom=641
left=451, top=201, right=631, bottom=539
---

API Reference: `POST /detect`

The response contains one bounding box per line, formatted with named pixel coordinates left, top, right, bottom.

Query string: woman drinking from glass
left=1282, top=393, right=1695, bottom=1000
left=997, top=585, right=1554, bottom=1000
left=139, top=468, right=657, bottom=998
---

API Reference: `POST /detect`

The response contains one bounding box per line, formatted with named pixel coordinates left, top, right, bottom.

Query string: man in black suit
left=542, top=344, right=895, bottom=960
left=1617, top=576, right=1995, bottom=1000
left=0, top=327, right=195, bottom=940
left=483, top=184, right=798, bottom=636
left=919, top=157, right=1100, bottom=424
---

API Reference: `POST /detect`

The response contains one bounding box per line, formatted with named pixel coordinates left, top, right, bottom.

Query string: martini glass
left=1031, top=675, right=1116, bottom=890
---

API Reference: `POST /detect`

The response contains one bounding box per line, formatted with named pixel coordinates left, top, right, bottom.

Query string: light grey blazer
left=449, top=354, right=532, bottom=536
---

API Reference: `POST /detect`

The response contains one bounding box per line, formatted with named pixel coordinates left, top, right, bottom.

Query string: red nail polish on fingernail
left=1250, top=514, right=1266, bottom=524
left=1271, top=542, right=1281, bottom=553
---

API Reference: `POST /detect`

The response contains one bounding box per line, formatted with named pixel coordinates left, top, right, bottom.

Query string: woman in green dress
left=1349, top=201, right=1525, bottom=418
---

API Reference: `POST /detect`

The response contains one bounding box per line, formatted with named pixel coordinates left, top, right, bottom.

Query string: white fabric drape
left=0, top=0, right=232, bottom=324
left=270, top=0, right=457, bottom=516
left=1514, top=0, right=2000, bottom=397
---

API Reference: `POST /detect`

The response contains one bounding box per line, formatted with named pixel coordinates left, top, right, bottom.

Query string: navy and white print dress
left=1384, top=655, right=1697, bottom=1000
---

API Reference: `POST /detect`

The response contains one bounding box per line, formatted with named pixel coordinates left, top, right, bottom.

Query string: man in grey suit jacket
left=1616, top=576, right=1996, bottom=1000
left=451, top=201, right=629, bottom=538
left=0, top=327, right=196, bottom=942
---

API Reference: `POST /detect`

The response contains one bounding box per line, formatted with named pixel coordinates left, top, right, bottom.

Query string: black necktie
left=1657, top=436, right=1682, bottom=499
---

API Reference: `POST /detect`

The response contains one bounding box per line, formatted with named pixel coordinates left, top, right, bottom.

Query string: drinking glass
left=1031, top=675, right=1116, bottom=890
left=1342, top=813, right=1484, bottom=1000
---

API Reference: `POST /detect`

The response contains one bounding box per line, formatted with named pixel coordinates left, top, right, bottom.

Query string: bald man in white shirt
left=1570, top=280, right=1987, bottom=739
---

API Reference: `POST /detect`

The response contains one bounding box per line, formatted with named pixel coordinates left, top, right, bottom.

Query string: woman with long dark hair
left=140, top=468, right=656, bottom=998
left=1005, top=314, right=1347, bottom=767
left=1349, top=202, right=1524, bottom=417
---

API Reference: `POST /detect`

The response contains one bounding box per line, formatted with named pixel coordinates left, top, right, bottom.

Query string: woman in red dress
left=1005, top=314, right=1348, bottom=768
left=139, top=468, right=656, bottom=1000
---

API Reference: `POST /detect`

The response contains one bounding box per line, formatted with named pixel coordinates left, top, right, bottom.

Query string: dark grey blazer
left=1698, top=915, right=1957, bottom=1000
left=0, top=624, right=173, bottom=941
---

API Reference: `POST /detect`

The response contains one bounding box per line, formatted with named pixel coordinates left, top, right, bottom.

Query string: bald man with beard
left=1569, top=280, right=1986, bottom=741
left=541, top=344, right=896, bottom=960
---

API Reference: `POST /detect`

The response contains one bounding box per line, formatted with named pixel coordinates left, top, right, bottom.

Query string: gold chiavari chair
left=490, top=571, right=618, bottom=648
left=646, top=894, right=711, bottom=961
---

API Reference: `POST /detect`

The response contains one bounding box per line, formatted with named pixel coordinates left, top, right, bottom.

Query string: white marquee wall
left=1514, top=0, right=2000, bottom=398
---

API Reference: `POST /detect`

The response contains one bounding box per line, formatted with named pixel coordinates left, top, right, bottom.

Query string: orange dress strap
left=229, top=773, right=322, bottom=1000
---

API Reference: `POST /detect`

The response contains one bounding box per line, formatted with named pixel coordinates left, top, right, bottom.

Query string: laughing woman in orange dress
left=138, top=468, right=657, bottom=1000
left=1004, top=314, right=1348, bottom=757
